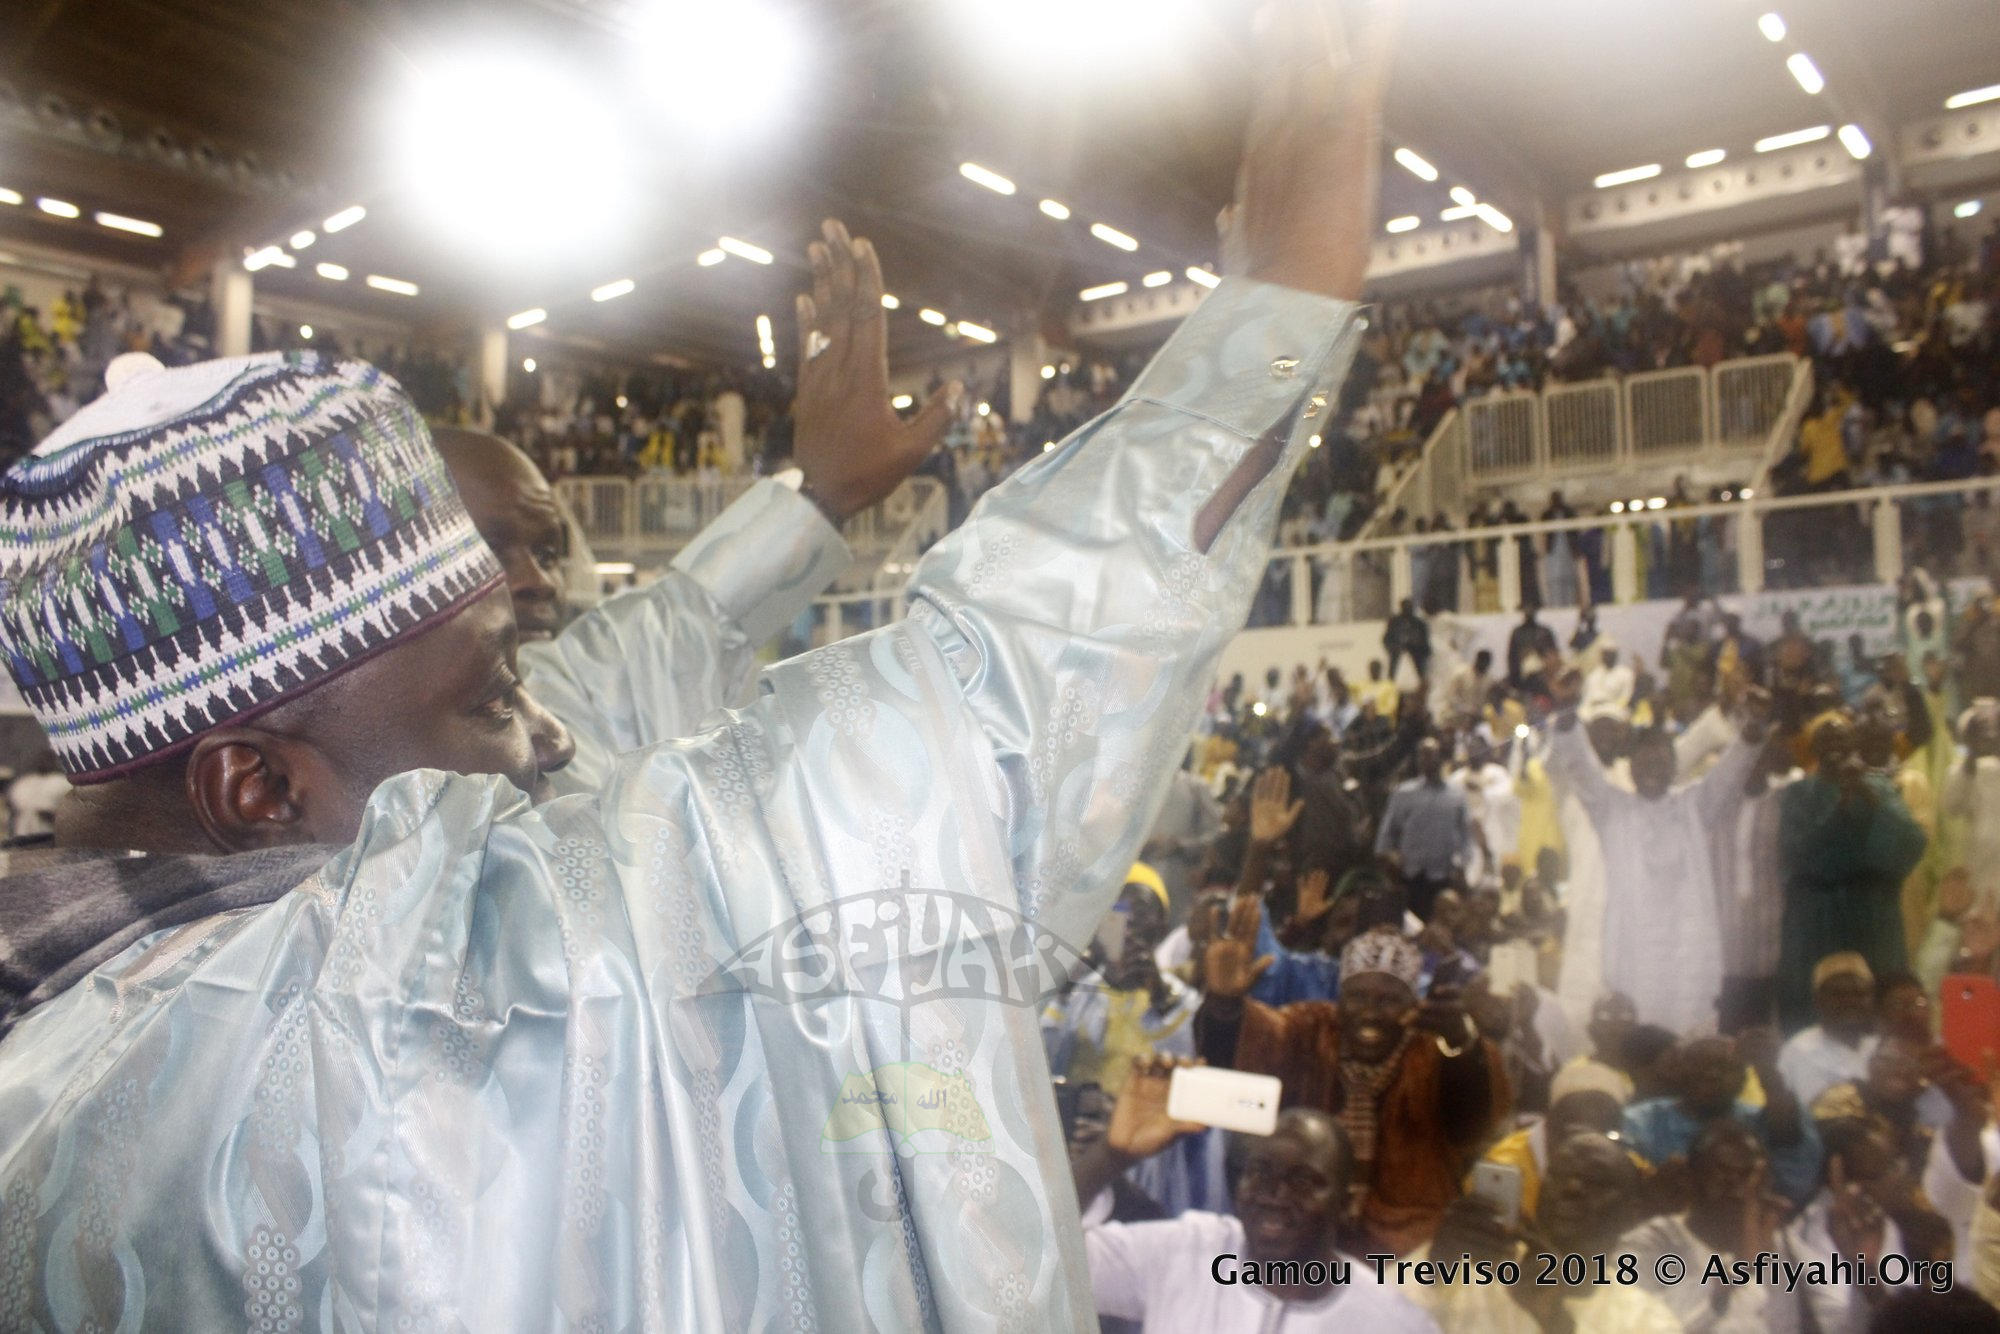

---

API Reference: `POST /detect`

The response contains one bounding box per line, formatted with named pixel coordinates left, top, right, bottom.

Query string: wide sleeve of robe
left=523, top=476, right=852, bottom=795
left=0, top=277, right=1365, bottom=1332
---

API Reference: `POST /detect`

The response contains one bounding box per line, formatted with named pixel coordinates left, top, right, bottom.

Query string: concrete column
left=1290, top=553, right=1313, bottom=626
left=1390, top=544, right=1413, bottom=606
left=1498, top=535, right=1522, bottom=612
left=480, top=329, right=509, bottom=426
left=1527, top=204, right=1559, bottom=310
left=211, top=263, right=252, bottom=357
left=1735, top=506, right=1765, bottom=593
left=1007, top=331, right=1052, bottom=427
left=1873, top=498, right=1902, bottom=585
left=1611, top=523, right=1638, bottom=604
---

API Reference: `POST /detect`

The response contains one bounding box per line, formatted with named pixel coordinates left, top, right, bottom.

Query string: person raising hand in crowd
left=1195, top=887, right=1506, bottom=1253
left=1073, top=1056, right=1439, bottom=1333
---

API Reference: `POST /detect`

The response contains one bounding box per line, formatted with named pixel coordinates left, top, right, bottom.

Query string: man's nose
left=520, top=687, right=576, bottom=774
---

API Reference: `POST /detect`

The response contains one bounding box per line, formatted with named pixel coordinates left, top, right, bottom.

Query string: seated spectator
left=1623, top=1120, right=1837, bottom=1332
left=1787, top=1117, right=1940, bottom=1332
left=1812, top=1035, right=1948, bottom=1177
left=1407, top=1131, right=1679, bottom=1332
left=1074, top=1057, right=1438, bottom=1333
left=1622, top=1031, right=1822, bottom=1206
left=1556, top=992, right=1639, bottom=1101
left=1196, top=912, right=1506, bottom=1254
left=1578, top=642, right=1635, bottom=723
left=1471, top=1058, right=1630, bottom=1224
left=1042, top=866, right=1198, bottom=1097
left=1778, top=951, right=1881, bottom=1109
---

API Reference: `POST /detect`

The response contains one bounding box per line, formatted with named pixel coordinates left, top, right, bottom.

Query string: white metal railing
left=1466, top=391, right=1542, bottom=480
left=801, top=474, right=2000, bottom=647
left=1625, top=367, right=1705, bottom=458
left=1713, top=354, right=1802, bottom=445
left=1746, top=356, right=1818, bottom=497
left=1411, top=353, right=1807, bottom=497
left=1541, top=379, right=1621, bottom=472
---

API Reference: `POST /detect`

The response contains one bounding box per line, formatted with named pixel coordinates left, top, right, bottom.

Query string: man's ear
left=186, top=728, right=315, bottom=852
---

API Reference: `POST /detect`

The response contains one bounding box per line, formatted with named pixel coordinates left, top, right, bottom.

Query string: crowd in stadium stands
left=1048, top=532, right=2000, bottom=1328
left=9, top=221, right=2000, bottom=1329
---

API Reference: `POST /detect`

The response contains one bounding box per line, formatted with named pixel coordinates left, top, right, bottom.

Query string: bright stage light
left=36, top=198, right=79, bottom=219
left=1039, top=199, right=1071, bottom=220
left=95, top=212, right=162, bottom=237
left=1393, top=148, right=1438, bottom=181
left=0, top=188, right=20, bottom=206
left=1947, top=85, right=2000, bottom=110
left=958, top=321, right=997, bottom=343
left=697, top=248, right=726, bottom=267
left=1686, top=148, right=1727, bottom=169
left=960, top=163, right=1016, bottom=195
left=1386, top=216, right=1420, bottom=233
left=1440, top=205, right=1479, bottom=220
left=1594, top=164, right=1661, bottom=189
left=1786, top=53, right=1825, bottom=96
left=316, top=263, right=349, bottom=281
left=1958, top=200, right=1984, bottom=219
left=591, top=278, right=635, bottom=302
left=1757, top=12, right=1786, bottom=41
left=1142, top=270, right=1173, bottom=286
left=629, top=0, right=806, bottom=137
left=1079, top=281, right=1129, bottom=301
left=508, top=307, right=547, bottom=329
left=1449, top=186, right=1477, bottom=207
left=1755, top=125, right=1830, bottom=152
left=244, top=246, right=286, bottom=271
left=947, top=0, right=1196, bottom=72
left=290, top=230, right=316, bottom=250
left=918, top=308, right=947, bottom=326
left=367, top=274, right=418, bottom=295
left=1185, top=267, right=1219, bottom=289
left=396, top=51, right=628, bottom=259
left=1474, top=204, right=1513, bottom=233
left=892, top=394, right=914, bottom=409
left=880, top=293, right=900, bottom=309
left=718, top=236, right=773, bottom=264
left=1837, top=124, right=1872, bottom=159
left=523, top=357, right=537, bottom=372
left=1090, top=223, right=1139, bottom=252
left=324, top=206, right=366, bottom=232
left=299, top=325, right=313, bottom=340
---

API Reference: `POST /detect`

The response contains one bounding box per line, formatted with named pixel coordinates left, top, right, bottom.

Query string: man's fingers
left=1250, top=956, right=1275, bottom=984
left=849, top=237, right=889, bottom=375
left=795, top=293, right=820, bottom=369
left=822, top=218, right=858, bottom=312
left=1285, top=798, right=1304, bottom=827
left=808, top=241, right=835, bottom=316
left=902, top=383, right=957, bottom=457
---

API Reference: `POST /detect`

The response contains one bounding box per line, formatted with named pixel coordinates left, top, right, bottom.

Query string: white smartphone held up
left=1468, top=1160, right=1524, bottom=1229
left=1165, top=1066, right=1282, bottom=1137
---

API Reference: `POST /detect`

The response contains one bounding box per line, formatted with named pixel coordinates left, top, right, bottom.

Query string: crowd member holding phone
left=1073, top=1057, right=1440, bottom=1333
left=1195, top=892, right=1507, bottom=1253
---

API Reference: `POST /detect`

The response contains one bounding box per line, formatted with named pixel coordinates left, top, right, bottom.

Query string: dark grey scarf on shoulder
left=0, top=841, right=334, bottom=1040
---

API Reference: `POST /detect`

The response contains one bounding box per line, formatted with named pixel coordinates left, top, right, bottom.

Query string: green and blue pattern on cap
left=0, top=351, right=502, bottom=780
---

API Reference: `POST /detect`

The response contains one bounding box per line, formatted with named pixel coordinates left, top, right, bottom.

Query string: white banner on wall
left=1220, top=579, right=1983, bottom=698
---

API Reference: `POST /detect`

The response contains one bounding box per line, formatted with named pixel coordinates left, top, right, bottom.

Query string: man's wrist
left=796, top=476, right=852, bottom=526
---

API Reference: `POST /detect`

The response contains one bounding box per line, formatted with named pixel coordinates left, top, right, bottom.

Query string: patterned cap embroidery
left=0, top=352, right=502, bottom=780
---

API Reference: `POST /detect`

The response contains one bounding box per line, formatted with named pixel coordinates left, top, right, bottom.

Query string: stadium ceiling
left=0, top=0, right=1995, bottom=369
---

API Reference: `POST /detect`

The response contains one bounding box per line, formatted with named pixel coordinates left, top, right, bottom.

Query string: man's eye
left=533, top=546, right=562, bottom=570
